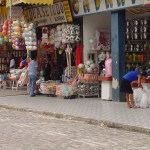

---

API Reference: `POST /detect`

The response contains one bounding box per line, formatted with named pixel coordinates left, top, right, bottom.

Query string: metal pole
left=9, top=0, right=12, bottom=20
left=9, top=0, right=12, bottom=41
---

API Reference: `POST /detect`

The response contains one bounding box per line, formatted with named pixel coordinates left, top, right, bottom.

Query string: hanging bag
left=140, top=90, right=149, bottom=108
left=133, top=88, right=144, bottom=107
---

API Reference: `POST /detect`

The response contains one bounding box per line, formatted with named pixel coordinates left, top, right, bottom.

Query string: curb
left=0, top=104, right=150, bottom=135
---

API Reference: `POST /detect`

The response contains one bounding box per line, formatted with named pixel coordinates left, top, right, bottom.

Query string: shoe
left=30, top=94, right=35, bottom=97
left=132, top=105, right=137, bottom=109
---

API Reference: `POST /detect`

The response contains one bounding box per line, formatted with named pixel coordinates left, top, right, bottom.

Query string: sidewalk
left=0, top=94, right=150, bottom=134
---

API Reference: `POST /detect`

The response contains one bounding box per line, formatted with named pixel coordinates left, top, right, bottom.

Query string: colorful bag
left=40, top=82, right=51, bottom=94
left=56, top=84, right=63, bottom=97
left=18, top=70, right=28, bottom=86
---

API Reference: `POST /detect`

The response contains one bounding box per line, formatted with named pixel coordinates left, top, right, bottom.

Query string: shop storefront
left=70, top=0, right=150, bottom=101
left=0, top=0, right=84, bottom=98
left=0, top=0, right=149, bottom=100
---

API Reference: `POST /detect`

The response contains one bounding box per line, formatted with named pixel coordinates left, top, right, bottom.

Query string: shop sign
left=26, top=2, right=67, bottom=26
left=70, top=0, right=144, bottom=16
left=144, top=0, right=150, bottom=5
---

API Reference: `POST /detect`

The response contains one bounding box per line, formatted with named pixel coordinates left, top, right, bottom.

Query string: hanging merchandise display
left=49, top=23, right=80, bottom=49
left=0, top=17, right=37, bottom=75
left=11, top=20, right=25, bottom=50
left=23, top=22, right=37, bottom=51
left=0, top=19, right=38, bottom=51
left=40, top=23, right=81, bottom=81
left=2, top=20, right=11, bottom=42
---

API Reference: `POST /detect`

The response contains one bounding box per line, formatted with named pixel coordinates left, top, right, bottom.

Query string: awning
left=0, top=0, right=5, bottom=5
left=0, top=6, right=7, bottom=14
left=6, top=0, right=53, bottom=7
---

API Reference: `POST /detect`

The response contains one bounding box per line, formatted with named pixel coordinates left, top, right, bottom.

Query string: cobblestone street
left=0, top=108, right=150, bottom=150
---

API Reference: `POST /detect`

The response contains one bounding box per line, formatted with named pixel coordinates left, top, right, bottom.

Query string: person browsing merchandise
left=120, top=70, right=147, bottom=108
left=44, top=54, right=52, bottom=81
left=19, top=56, right=28, bottom=69
left=27, top=55, right=38, bottom=97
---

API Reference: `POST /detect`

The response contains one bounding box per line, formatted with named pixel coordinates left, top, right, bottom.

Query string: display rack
left=78, top=81, right=99, bottom=98
left=125, top=17, right=150, bottom=72
left=0, top=47, right=27, bottom=73
left=87, top=49, right=111, bottom=98
left=0, top=48, right=8, bottom=73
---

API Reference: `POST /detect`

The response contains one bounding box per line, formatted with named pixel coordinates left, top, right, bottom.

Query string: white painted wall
left=83, top=12, right=111, bottom=63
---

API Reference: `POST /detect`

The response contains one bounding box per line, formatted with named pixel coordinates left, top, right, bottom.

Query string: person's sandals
left=130, top=104, right=137, bottom=108
left=127, top=103, right=132, bottom=108
left=132, top=105, right=137, bottom=109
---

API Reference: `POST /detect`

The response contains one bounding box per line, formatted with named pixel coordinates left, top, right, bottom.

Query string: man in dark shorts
left=120, top=70, right=147, bottom=108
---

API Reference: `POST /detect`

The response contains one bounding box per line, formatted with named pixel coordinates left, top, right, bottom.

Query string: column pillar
left=111, top=10, right=125, bottom=102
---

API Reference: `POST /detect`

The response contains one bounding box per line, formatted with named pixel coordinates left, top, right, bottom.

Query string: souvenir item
left=105, top=58, right=112, bottom=77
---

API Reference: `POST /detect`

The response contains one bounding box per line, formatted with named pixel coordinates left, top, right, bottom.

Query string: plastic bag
left=40, top=82, right=50, bottom=94
left=61, top=85, right=77, bottom=96
left=140, top=92, right=149, bottom=108
left=145, top=90, right=150, bottom=107
left=133, top=88, right=144, bottom=107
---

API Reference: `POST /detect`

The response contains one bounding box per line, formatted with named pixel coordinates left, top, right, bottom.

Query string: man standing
left=28, top=55, right=38, bottom=97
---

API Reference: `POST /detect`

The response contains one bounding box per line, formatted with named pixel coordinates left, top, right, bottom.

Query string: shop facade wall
left=126, top=12, right=150, bottom=20
left=83, top=12, right=111, bottom=63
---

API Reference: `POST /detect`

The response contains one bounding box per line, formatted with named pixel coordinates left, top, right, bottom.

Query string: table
left=1, top=78, right=18, bottom=90
left=98, top=76, right=112, bottom=100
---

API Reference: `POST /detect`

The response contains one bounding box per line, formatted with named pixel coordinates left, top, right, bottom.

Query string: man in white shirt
left=9, top=54, right=15, bottom=72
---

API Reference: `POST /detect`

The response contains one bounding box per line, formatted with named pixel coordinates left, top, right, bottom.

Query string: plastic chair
left=12, top=69, right=28, bottom=91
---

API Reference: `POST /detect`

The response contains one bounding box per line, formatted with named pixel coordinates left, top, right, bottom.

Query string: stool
left=12, top=80, right=19, bottom=90
left=1, top=80, right=12, bottom=89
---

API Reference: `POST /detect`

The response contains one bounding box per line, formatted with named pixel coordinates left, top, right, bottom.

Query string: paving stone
left=0, top=95, right=150, bottom=134
left=0, top=108, right=150, bottom=150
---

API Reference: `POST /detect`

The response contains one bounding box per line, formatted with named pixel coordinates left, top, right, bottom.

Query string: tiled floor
left=0, top=89, right=27, bottom=97
left=0, top=95, right=150, bottom=130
